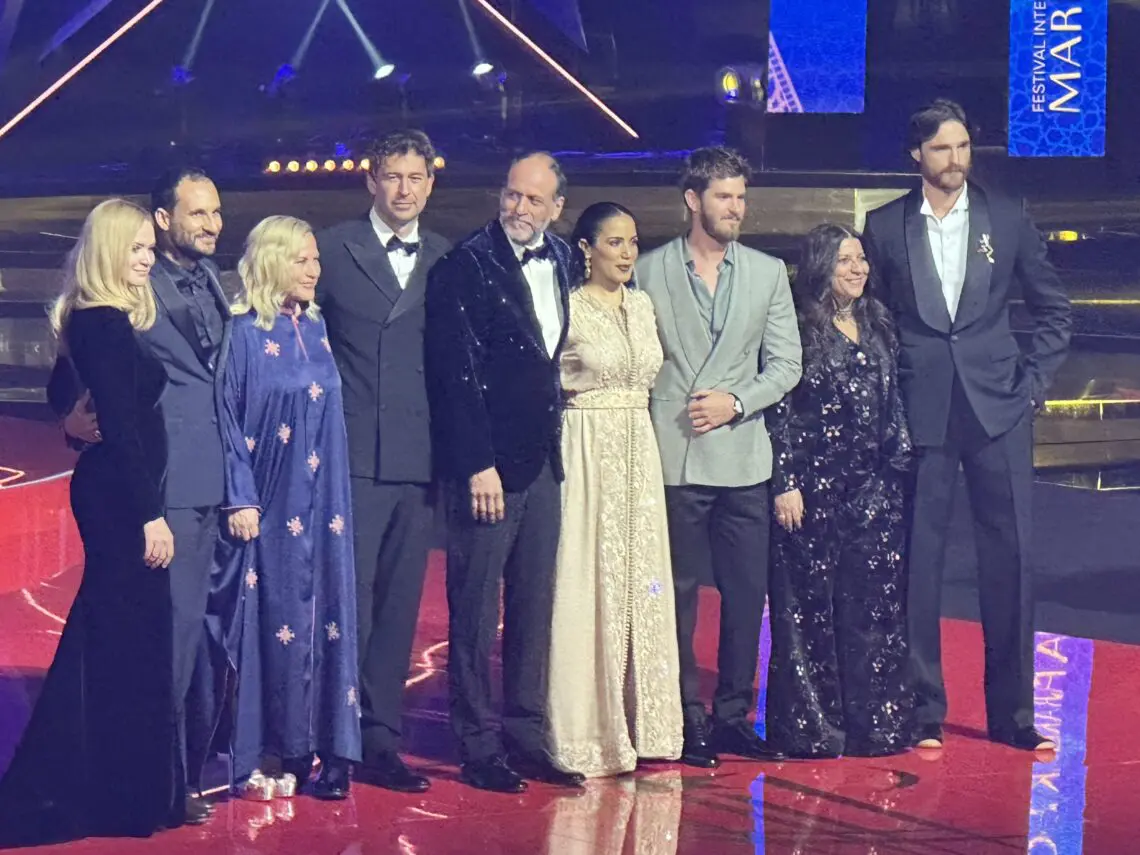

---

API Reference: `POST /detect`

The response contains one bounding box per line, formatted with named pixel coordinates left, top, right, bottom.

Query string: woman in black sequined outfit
left=764, top=223, right=913, bottom=758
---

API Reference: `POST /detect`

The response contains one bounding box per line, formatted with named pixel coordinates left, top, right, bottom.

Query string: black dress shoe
left=359, top=752, right=431, bottom=793
left=710, top=721, right=786, bottom=761
left=184, top=796, right=213, bottom=826
left=913, top=723, right=944, bottom=749
left=506, top=752, right=585, bottom=788
left=460, top=757, right=527, bottom=793
left=990, top=726, right=1056, bottom=752
left=311, top=759, right=351, bottom=801
left=680, top=720, right=720, bottom=768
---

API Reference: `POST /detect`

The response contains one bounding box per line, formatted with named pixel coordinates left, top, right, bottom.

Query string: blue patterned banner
left=1008, top=0, right=1107, bottom=157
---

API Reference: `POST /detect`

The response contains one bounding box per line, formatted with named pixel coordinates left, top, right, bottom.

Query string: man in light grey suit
left=638, top=147, right=801, bottom=768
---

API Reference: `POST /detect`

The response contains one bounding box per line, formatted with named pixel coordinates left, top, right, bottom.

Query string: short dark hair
left=907, top=98, right=971, bottom=151
left=151, top=166, right=211, bottom=214
left=509, top=150, right=567, bottom=200
left=680, top=146, right=753, bottom=198
left=363, top=129, right=437, bottom=176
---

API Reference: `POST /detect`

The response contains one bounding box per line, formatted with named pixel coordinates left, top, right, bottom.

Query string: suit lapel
left=548, top=234, right=572, bottom=357
left=344, top=218, right=401, bottom=306
left=489, top=221, right=545, bottom=349
left=904, top=190, right=952, bottom=334
left=387, top=232, right=441, bottom=324
left=151, top=261, right=212, bottom=367
left=203, top=261, right=232, bottom=372
left=953, top=185, right=994, bottom=330
left=661, top=237, right=711, bottom=379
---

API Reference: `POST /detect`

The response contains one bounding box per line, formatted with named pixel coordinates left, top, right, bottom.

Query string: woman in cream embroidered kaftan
left=547, top=203, right=683, bottom=778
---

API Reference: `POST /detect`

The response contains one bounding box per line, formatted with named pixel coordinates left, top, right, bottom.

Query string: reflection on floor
left=1, top=519, right=1137, bottom=852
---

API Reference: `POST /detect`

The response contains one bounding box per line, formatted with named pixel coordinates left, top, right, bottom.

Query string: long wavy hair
left=49, top=198, right=157, bottom=336
left=569, top=201, right=639, bottom=289
left=232, top=215, right=321, bottom=330
left=794, top=223, right=895, bottom=362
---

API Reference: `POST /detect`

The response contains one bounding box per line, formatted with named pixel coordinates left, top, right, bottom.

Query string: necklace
left=834, top=301, right=855, bottom=321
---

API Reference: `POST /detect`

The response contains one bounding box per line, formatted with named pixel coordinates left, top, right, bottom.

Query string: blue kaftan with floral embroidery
left=217, top=310, right=361, bottom=780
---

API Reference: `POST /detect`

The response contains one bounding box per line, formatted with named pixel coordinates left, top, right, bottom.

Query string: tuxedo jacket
left=48, top=257, right=232, bottom=509
left=863, top=184, right=1072, bottom=447
left=637, top=238, right=802, bottom=488
left=316, top=215, right=450, bottom=483
left=424, top=219, right=571, bottom=493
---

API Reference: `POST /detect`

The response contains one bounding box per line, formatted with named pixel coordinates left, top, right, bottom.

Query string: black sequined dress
left=765, top=322, right=912, bottom=758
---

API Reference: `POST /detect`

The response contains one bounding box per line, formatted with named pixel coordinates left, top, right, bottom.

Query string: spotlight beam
left=1, top=0, right=169, bottom=144
left=334, top=0, right=385, bottom=73
left=291, top=0, right=334, bottom=70
left=457, top=0, right=488, bottom=66
left=469, top=0, right=637, bottom=138
left=181, top=0, right=219, bottom=72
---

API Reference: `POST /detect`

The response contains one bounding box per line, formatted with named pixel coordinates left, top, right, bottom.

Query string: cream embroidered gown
left=547, top=287, right=683, bottom=777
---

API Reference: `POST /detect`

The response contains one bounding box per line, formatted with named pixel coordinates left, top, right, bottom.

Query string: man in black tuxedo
left=863, top=99, right=1071, bottom=752
left=54, top=166, right=228, bottom=824
left=315, top=130, right=449, bottom=793
left=424, top=152, right=584, bottom=793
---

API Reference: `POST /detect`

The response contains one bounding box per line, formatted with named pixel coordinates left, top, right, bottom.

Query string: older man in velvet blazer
left=424, top=152, right=583, bottom=794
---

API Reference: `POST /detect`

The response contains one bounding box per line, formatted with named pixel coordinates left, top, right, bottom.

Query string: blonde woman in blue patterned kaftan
left=217, top=216, right=360, bottom=799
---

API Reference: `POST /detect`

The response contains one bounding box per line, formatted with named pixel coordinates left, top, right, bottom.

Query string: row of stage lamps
left=265, top=156, right=446, bottom=175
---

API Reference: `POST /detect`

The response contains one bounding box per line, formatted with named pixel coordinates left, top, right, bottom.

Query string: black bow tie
left=386, top=236, right=420, bottom=255
left=520, top=243, right=552, bottom=266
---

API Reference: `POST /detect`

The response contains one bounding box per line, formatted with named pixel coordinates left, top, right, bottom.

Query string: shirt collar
left=370, top=207, right=420, bottom=247
left=157, top=252, right=203, bottom=283
left=510, top=231, right=547, bottom=261
left=682, top=237, right=735, bottom=269
left=920, top=182, right=970, bottom=219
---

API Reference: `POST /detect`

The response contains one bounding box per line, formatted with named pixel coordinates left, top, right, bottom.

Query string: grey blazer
left=638, top=237, right=801, bottom=488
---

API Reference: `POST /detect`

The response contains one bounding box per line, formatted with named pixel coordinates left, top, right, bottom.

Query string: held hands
left=470, top=466, right=505, bottom=524
left=229, top=508, right=261, bottom=542
left=774, top=489, right=805, bottom=531
left=63, top=391, right=101, bottom=444
left=143, top=517, right=175, bottom=569
left=687, top=390, right=738, bottom=435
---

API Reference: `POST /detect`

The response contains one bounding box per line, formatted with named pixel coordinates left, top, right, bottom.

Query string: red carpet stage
left=0, top=416, right=1136, bottom=854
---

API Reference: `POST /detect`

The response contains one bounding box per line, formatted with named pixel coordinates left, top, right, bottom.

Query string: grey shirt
left=683, top=240, right=736, bottom=340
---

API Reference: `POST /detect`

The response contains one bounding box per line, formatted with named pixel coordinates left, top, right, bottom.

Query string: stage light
left=716, top=64, right=767, bottom=109
left=473, top=61, right=494, bottom=76
left=304, top=160, right=318, bottom=172
left=433, top=155, right=446, bottom=170
left=0, top=0, right=169, bottom=143
left=373, top=62, right=395, bottom=80
left=470, top=0, right=638, bottom=138
left=267, top=160, right=282, bottom=173
left=719, top=69, right=741, bottom=101
left=323, top=159, right=337, bottom=171
left=287, top=160, right=300, bottom=172
left=1048, top=230, right=1083, bottom=242
left=359, top=158, right=371, bottom=171
left=341, top=159, right=355, bottom=171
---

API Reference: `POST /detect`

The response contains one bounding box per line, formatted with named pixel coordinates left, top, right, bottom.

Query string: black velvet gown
left=0, top=306, right=177, bottom=843
left=764, top=321, right=913, bottom=758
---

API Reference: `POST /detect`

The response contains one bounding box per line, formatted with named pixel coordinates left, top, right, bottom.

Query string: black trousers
left=350, top=478, right=435, bottom=759
left=907, top=382, right=1035, bottom=736
left=444, top=462, right=561, bottom=762
left=166, top=505, right=219, bottom=790
left=665, top=482, right=770, bottom=727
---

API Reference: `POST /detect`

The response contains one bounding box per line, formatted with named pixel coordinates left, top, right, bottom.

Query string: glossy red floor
left=1, top=428, right=1136, bottom=853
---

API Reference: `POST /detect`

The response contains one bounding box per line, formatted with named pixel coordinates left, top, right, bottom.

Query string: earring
left=583, top=255, right=592, bottom=280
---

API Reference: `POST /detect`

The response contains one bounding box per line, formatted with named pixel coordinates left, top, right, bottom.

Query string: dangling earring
left=583, top=254, right=592, bottom=281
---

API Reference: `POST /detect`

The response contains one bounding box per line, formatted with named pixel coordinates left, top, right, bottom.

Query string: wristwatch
left=731, top=395, right=744, bottom=423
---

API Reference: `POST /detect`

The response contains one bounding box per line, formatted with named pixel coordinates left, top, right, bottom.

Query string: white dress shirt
left=369, top=207, right=419, bottom=290
left=512, top=236, right=562, bottom=358
left=920, top=184, right=970, bottom=321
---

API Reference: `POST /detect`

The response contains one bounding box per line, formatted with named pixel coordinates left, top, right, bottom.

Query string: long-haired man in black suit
left=863, top=99, right=1071, bottom=753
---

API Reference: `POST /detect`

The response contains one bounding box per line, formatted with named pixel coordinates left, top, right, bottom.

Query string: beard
left=932, top=164, right=969, bottom=191
left=699, top=209, right=742, bottom=244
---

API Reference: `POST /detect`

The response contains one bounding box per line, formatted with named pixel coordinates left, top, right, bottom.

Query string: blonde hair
left=49, top=198, right=157, bottom=335
left=233, top=215, right=321, bottom=330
